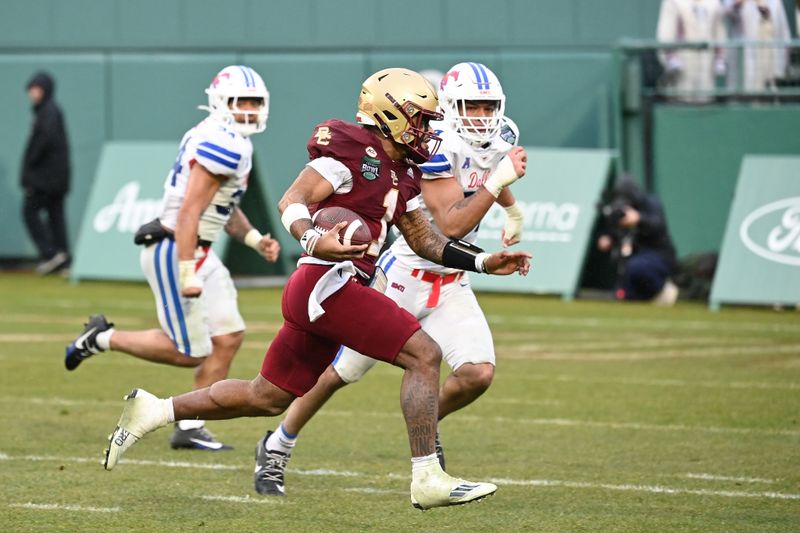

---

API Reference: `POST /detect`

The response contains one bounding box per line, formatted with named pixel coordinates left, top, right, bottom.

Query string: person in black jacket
left=597, top=179, right=679, bottom=305
left=21, top=71, right=71, bottom=275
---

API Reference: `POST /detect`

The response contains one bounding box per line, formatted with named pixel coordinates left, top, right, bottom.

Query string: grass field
left=1, top=272, right=798, bottom=532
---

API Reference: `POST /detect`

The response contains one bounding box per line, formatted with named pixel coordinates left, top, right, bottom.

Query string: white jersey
left=389, top=117, right=519, bottom=274
left=159, top=117, right=253, bottom=243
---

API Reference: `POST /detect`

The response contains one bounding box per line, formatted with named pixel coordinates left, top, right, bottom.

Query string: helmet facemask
left=444, top=97, right=505, bottom=147
left=356, top=68, right=444, bottom=164
left=201, top=66, right=270, bottom=137
left=376, top=94, right=443, bottom=164
left=439, top=62, right=506, bottom=147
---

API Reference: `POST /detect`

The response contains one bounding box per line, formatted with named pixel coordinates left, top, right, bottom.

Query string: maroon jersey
left=306, top=119, right=422, bottom=276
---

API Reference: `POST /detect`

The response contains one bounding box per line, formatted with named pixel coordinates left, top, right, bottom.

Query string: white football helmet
left=438, top=62, right=506, bottom=146
left=200, top=65, right=269, bottom=136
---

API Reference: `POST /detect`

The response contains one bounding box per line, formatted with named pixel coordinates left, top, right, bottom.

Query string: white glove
left=502, top=203, right=524, bottom=247
left=483, top=156, right=520, bottom=198
left=179, top=260, right=203, bottom=297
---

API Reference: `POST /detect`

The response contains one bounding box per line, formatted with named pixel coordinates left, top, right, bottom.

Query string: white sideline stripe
left=9, top=502, right=120, bottom=513
left=501, top=343, right=800, bottom=361
left=202, top=495, right=279, bottom=504
left=0, top=396, right=120, bottom=407
left=3, top=452, right=797, bottom=502
left=324, top=410, right=800, bottom=437
left=344, top=487, right=407, bottom=495
left=488, top=478, right=800, bottom=501
left=486, top=314, right=800, bottom=334
left=520, top=375, right=800, bottom=392
left=0, top=453, right=360, bottom=477
left=0, top=396, right=794, bottom=437
left=684, top=473, right=776, bottom=484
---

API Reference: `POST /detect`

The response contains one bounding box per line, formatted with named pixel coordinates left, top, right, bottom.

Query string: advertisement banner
left=471, top=148, right=614, bottom=298
left=710, top=156, right=800, bottom=309
left=71, top=142, right=226, bottom=282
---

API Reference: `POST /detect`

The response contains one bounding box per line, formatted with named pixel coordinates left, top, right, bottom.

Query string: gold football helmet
left=356, top=68, right=443, bottom=163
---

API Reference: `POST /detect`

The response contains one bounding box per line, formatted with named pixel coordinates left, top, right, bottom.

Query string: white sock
left=177, top=419, right=205, bottom=430
left=411, top=453, right=440, bottom=477
left=266, top=423, right=297, bottom=455
left=95, top=328, right=114, bottom=350
left=164, top=397, right=175, bottom=424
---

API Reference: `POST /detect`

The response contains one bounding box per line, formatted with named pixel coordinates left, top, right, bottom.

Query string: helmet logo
left=440, top=70, right=460, bottom=90
left=211, top=72, right=230, bottom=88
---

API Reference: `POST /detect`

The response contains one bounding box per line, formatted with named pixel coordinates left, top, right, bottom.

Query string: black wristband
left=442, top=239, right=486, bottom=273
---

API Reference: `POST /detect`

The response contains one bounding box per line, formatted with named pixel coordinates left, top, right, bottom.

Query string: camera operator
left=597, top=179, right=679, bottom=306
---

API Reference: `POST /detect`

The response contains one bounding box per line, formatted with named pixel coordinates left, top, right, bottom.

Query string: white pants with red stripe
left=140, top=239, right=245, bottom=358
left=332, top=250, right=495, bottom=384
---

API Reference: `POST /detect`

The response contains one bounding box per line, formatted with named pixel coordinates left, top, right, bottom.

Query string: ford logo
left=739, top=197, right=800, bottom=267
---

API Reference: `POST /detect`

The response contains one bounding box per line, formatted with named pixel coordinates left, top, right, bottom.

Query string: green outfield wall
left=0, top=0, right=662, bottom=266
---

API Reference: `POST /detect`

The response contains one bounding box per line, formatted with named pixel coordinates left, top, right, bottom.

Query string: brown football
left=311, top=206, right=372, bottom=246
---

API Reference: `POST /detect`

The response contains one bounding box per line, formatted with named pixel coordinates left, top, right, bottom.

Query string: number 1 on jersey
left=367, top=188, right=398, bottom=257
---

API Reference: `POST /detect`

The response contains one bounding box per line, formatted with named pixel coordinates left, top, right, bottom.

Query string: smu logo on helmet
left=211, top=72, right=230, bottom=88
left=440, top=70, right=460, bottom=90
left=739, top=197, right=800, bottom=266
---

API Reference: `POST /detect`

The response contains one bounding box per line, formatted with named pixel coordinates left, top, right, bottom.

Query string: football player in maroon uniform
left=102, top=67, right=530, bottom=510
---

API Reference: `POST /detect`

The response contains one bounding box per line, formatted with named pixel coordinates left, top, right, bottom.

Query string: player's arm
left=224, top=207, right=281, bottom=263
left=175, top=163, right=224, bottom=297
left=278, top=166, right=367, bottom=261
left=422, top=177, right=496, bottom=238
left=396, top=208, right=531, bottom=276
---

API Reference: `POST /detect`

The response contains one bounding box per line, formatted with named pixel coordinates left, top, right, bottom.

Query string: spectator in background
left=21, top=71, right=71, bottom=275
left=723, top=0, right=791, bottom=91
left=597, top=180, right=679, bottom=306
left=657, top=0, right=728, bottom=102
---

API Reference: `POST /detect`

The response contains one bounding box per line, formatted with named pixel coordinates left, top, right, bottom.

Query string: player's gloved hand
left=179, top=260, right=203, bottom=298
left=483, top=146, right=527, bottom=198
left=306, top=222, right=368, bottom=261
left=482, top=250, right=532, bottom=276
left=502, top=202, right=524, bottom=247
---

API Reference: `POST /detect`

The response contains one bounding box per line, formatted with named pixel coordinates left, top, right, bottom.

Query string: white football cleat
left=104, top=389, right=169, bottom=470
left=410, top=468, right=497, bottom=510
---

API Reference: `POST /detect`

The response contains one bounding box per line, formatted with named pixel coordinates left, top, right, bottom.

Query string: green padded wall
left=653, top=105, right=800, bottom=257
left=0, top=0, right=665, bottom=261
left=0, top=55, right=106, bottom=257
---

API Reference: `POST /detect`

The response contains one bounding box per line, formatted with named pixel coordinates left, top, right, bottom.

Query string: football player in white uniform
left=254, top=62, right=527, bottom=495
left=65, top=65, right=281, bottom=450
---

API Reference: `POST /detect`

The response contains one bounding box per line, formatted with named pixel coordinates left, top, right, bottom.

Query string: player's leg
left=319, top=279, right=496, bottom=509
left=65, top=239, right=211, bottom=370
left=427, top=277, right=495, bottom=419
left=170, top=255, right=247, bottom=449
left=393, top=329, right=497, bottom=509
left=419, top=275, right=495, bottom=470
left=257, top=346, right=378, bottom=495
left=104, top=373, right=296, bottom=470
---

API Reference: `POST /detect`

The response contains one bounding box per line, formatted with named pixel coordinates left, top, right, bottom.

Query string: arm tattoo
left=396, top=210, right=448, bottom=263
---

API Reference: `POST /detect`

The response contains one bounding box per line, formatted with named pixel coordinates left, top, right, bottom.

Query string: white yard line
left=511, top=374, right=800, bottom=391
left=1, top=396, right=794, bottom=436
left=8, top=502, right=120, bottom=513
left=684, top=473, right=776, bottom=484
left=486, top=315, right=800, bottom=334
left=487, top=478, right=800, bottom=501
left=201, top=495, right=279, bottom=504
left=3, top=452, right=797, bottom=502
left=499, top=343, right=800, bottom=361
